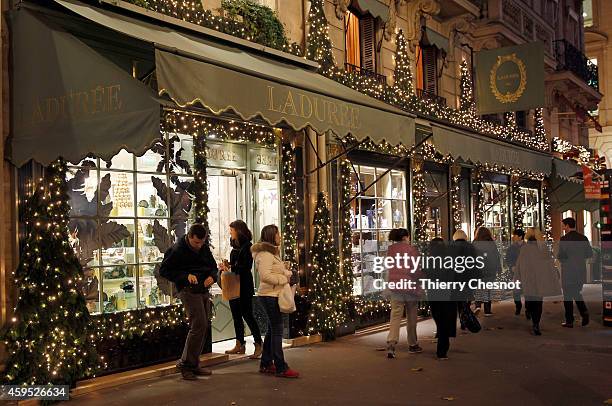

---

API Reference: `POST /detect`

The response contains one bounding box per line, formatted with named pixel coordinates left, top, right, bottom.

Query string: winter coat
left=473, top=240, right=502, bottom=282
left=447, top=239, right=480, bottom=301
left=557, top=230, right=593, bottom=287
left=229, top=238, right=255, bottom=298
left=251, top=242, right=291, bottom=297
left=384, top=242, right=424, bottom=301
left=516, top=241, right=562, bottom=297
left=159, top=236, right=218, bottom=293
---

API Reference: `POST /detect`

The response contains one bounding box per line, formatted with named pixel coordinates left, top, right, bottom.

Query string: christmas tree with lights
left=306, top=0, right=336, bottom=73
left=308, top=192, right=346, bottom=340
left=393, top=30, right=414, bottom=96
left=3, top=159, right=97, bottom=386
left=459, top=59, right=477, bottom=118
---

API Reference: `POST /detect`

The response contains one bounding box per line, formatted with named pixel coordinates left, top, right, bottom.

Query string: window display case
left=520, top=187, right=540, bottom=228
left=349, top=165, right=407, bottom=296
left=482, top=182, right=510, bottom=241
left=424, top=170, right=449, bottom=240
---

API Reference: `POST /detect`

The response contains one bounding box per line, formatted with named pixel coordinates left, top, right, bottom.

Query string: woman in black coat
left=220, top=220, right=262, bottom=358
left=425, top=237, right=456, bottom=360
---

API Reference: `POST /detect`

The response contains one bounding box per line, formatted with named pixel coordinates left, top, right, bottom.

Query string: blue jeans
left=259, top=296, right=288, bottom=373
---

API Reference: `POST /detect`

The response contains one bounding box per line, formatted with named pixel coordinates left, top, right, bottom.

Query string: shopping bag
left=278, top=283, right=297, bottom=313
left=221, top=271, right=241, bottom=301
left=459, top=305, right=481, bottom=333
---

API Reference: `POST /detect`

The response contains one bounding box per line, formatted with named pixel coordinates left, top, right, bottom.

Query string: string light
left=281, top=142, right=298, bottom=270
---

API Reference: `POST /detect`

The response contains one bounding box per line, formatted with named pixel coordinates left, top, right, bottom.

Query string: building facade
left=0, top=0, right=601, bottom=379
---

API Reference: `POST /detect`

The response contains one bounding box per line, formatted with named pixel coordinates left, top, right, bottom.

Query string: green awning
left=55, top=0, right=415, bottom=147
left=354, top=0, right=390, bottom=21
left=552, top=157, right=582, bottom=182
left=422, top=27, right=449, bottom=54
left=549, top=176, right=599, bottom=212
left=430, top=124, right=552, bottom=175
left=9, top=8, right=160, bottom=167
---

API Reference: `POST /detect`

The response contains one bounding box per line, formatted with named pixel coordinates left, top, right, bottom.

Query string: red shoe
left=259, top=364, right=276, bottom=374
left=275, top=368, right=299, bottom=378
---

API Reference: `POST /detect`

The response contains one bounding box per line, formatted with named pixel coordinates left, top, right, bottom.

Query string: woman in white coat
left=251, top=224, right=299, bottom=378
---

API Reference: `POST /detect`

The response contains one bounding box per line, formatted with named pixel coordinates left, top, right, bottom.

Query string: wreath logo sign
left=489, top=53, right=527, bottom=104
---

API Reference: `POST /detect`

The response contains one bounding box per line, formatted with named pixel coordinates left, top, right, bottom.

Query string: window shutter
left=360, top=15, right=376, bottom=71
left=422, top=46, right=438, bottom=95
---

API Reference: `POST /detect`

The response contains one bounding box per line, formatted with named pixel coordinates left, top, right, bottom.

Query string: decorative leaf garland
left=473, top=167, right=485, bottom=229
left=412, top=157, right=428, bottom=243
left=339, top=158, right=355, bottom=302
left=450, top=164, right=462, bottom=231
left=3, top=159, right=98, bottom=385
left=542, top=181, right=553, bottom=241
left=393, top=30, right=414, bottom=96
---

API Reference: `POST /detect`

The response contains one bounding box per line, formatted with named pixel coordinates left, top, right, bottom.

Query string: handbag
left=459, top=305, right=481, bottom=333
left=221, top=271, right=241, bottom=301
left=278, top=283, right=297, bottom=314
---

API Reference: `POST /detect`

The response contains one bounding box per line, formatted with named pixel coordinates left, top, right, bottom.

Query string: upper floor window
left=345, top=8, right=377, bottom=73
left=416, top=45, right=439, bottom=96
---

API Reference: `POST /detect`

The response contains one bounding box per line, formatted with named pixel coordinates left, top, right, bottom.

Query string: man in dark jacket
left=160, top=224, right=218, bottom=380
left=557, top=218, right=592, bottom=327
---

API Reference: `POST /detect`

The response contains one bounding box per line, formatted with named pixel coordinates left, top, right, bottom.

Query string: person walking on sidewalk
left=515, top=228, right=562, bottom=336
left=219, top=220, right=263, bottom=359
left=426, top=237, right=458, bottom=360
left=448, top=230, right=480, bottom=333
left=159, top=224, right=218, bottom=380
left=506, top=229, right=526, bottom=316
left=557, top=218, right=593, bottom=328
left=251, top=225, right=299, bottom=378
left=473, top=227, right=502, bottom=316
left=384, top=228, right=423, bottom=359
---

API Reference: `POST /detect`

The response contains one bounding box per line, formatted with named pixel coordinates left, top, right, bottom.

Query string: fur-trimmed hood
left=251, top=242, right=280, bottom=257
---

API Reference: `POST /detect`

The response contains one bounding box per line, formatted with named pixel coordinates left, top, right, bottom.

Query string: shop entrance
left=206, top=141, right=280, bottom=343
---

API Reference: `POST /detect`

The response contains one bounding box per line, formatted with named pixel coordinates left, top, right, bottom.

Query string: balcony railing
left=345, top=63, right=387, bottom=86
left=416, top=89, right=447, bottom=108
left=554, top=40, right=599, bottom=92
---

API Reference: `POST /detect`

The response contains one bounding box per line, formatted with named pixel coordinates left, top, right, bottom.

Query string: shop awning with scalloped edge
left=53, top=0, right=415, bottom=149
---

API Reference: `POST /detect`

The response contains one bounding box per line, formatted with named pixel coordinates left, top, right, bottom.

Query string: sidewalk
left=67, top=285, right=611, bottom=406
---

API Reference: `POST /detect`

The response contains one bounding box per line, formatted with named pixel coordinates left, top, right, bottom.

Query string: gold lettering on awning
left=267, top=86, right=361, bottom=131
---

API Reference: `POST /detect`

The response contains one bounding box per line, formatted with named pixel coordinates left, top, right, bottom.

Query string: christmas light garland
left=412, top=157, right=428, bottom=243
left=542, top=181, right=553, bottom=241
left=511, top=177, right=524, bottom=231
left=3, top=159, right=98, bottom=385
left=304, top=3, right=550, bottom=153
left=125, top=0, right=302, bottom=56
left=281, top=142, right=298, bottom=270
left=450, top=164, right=462, bottom=231
left=307, top=192, right=347, bottom=339
left=339, top=158, right=355, bottom=303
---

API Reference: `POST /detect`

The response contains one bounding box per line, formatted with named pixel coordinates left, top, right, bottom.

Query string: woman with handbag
left=219, top=220, right=263, bottom=358
left=251, top=224, right=299, bottom=378
left=515, top=228, right=562, bottom=336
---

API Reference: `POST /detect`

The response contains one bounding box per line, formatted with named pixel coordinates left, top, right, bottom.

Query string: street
left=68, top=285, right=611, bottom=406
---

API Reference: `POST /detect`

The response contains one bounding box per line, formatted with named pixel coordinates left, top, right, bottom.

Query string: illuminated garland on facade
left=281, top=142, right=298, bottom=270
left=193, top=131, right=210, bottom=236
left=542, top=181, right=553, bottom=241
left=307, top=192, right=346, bottom=339
left=511, top=177, right=524, bottom=231
left=3, top=159, right=98, bottom=385
left=450, top=164, right=462, bottom=231
left=473, top=167, right=485, bottom=229
left=552, top=137, right=592, bottom=165
left=412, top=157, right=428, bottom=242
left=304, top=0, right=550, bottom=152
left=339, top=158, right=355, bottom=302
left=393, top=30, right=414, bottom=96
left=125, top=0, right=302, bottom=55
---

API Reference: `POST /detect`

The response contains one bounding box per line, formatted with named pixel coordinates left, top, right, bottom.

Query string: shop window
left=67, top=132, right=196, bottom=314
left=416, top=45, right=439, bottom=96
left=424, top=170, right=449, bottom=240
left=349, top=166, right=407, bottom=296
left=520, top=187, right=541, bottom=228
left=482, top=182, right=510, bottom=241
left=345, top=9, right=376, bottom=72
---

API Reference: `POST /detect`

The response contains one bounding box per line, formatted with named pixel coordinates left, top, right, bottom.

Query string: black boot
left=532, top=324, right=541, bottom=336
